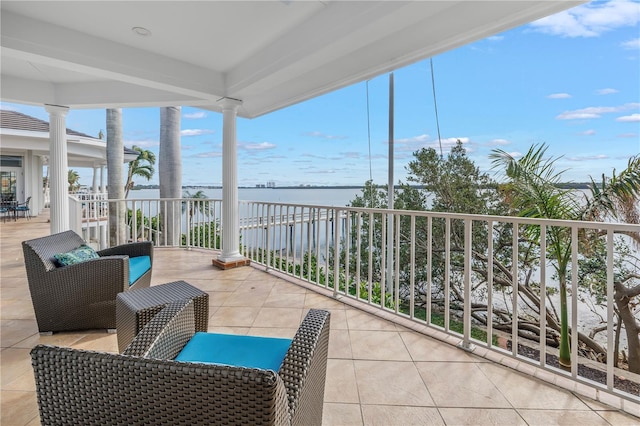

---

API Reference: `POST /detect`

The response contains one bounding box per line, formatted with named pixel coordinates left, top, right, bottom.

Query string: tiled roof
left=0, top=109, right=97, bottom=139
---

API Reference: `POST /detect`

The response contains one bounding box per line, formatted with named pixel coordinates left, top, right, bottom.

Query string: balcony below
left=2, top=210, right=639, bottom=425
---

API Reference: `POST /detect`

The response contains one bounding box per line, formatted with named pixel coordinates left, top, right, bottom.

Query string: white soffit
left=0, top=1, right=585, bottom=118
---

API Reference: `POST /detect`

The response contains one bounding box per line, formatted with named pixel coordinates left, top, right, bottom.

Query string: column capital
left=217, top=97, right=243, bottom=111
left=44, top=104, right=69, bottom=116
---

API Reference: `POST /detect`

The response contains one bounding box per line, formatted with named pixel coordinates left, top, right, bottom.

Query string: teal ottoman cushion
left=129, top=256, right=151, bottom=285
left=175, top=332, right=292, bottom=371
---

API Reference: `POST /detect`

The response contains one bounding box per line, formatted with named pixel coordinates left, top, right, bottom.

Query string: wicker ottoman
left=116, top=280, right=209, bottom=352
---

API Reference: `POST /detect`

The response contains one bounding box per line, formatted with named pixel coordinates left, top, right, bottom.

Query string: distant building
left=267, top=180, right=276, bottom=188
left=256, top=184, right=266, bottom=188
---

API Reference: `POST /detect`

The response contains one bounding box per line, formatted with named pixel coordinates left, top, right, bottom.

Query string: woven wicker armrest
left=98, top=240, right=153, bottom=261
left=48, top=255, right=129, bottom=293
left=279, top=309, right=330, bottom=426
left=122, top=299, right=195, bottom=358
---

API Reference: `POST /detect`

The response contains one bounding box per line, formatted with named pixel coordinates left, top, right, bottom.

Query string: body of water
left=130, top=187, right=364, bottom=207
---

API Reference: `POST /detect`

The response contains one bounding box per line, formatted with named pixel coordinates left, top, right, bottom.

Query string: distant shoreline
left=133, top=183, right=593, bottom=190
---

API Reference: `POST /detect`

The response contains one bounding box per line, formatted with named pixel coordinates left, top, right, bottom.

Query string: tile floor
left=2, top=211, right=639, bottom=425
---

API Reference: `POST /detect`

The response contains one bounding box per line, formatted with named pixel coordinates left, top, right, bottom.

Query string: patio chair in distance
left=14, top=196, right=31, bottom=219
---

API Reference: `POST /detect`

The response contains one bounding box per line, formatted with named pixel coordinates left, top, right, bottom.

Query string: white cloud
left=621, top=37, right=640, bottom=50
left=488, top=139, right=510, bottom=146
left=193, top=152, right=222, bottom=158
left=341, top=152, right=361, bottom=159
left=239, top=141, right=276, bottom=151
left=547, top=93, right=572, bottom=99
left=530, top=0, right=640, bottom=38
left=579, top=129, right=596, bottom=136
left=183, top=111, right=207, bottom=119
left=616, top=113, right=640, bottom=122
left=567, top=154, right=609, bottom=161
left=556, top=103, right=640, bottom=120
left=507, top=152, right=523, bottom=159
left=392, top=135, right=470, bottom=153
left=596, top=88, right=619, bottom=95
left=181, top=129, right=214, bottom=136
left=618, top=132, right=639, bottom=138
left=125, top=139, right=158, bottom=148
left=303, top=131, right=348, bottom=140
left=487, top=35, right=504, bottom=42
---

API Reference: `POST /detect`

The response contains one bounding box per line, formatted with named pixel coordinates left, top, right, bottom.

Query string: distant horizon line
left=131, top=182, right=593, bottom=190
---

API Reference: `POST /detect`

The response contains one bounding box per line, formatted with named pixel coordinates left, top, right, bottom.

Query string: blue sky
left=2, top=0, right=639, bottom=188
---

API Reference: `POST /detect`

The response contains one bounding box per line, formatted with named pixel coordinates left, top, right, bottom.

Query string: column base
left=212, top=257, right=251, bottom=270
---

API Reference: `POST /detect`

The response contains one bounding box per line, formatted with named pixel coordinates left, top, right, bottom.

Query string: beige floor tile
left=269, top=280, right=308, bottom=294
left=596, top=410, right=640, bottom=425
left=14, top=331, right=85, bottom=349
left=0, top=390, right=40, bottom=426
left=263, top=291, right=307, bottom=308
left=305, top=292, right=347, bottom=309
left=322, top=403, right=363, bottom=426
left=252, top=307, right=304, bottom=328
left=0, top=286, right=31, bottom=299
left=324, top=359, right=360, bottom=404
left=1, top=348, right=36, bottom=388
left=0, top=299, right=36, bottom=320
left=248, top=327, right=298, bottom=339
left=346, top=309, right=397, bottom=331
left=3, top=367, right=36, bottom=392
left=349, top=330, right=411, bottom=361
left=361, top=405, right=444, bottom=425
left=400, top=331, right=478, bottom=362
left=71, top=332, right=118, bottom=353
left=0, top=319, right=38, bottom=348
left=223, top=286, right=273, bottom=307
left=518, top=409, right=609, bottom=425
left=186, top=278, right=243, bottom=292
left=326, top=309, right=348, bottom=329
left=206, top=291, right=233, bottom=307
left=478, top=362, right=590, bottom=410
left=329, top=329, right=353, bottom=359
left=206, top=326, right=250, bottom=335
left=438, top=408, right=526, bottom=425
left=415, top=361, right=511, bottom=408
left=354, top=360, right=434, bottom=406
left=209, top=306, right=262, bottom=327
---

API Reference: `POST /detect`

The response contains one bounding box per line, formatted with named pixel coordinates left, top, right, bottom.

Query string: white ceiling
left=1, top=1, right=584, bottom=119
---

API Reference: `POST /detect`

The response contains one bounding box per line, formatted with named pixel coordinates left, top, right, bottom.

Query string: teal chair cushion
left=175, top=332, right=293, bottom=371
left=129, top=256, right=151, bottom=285
left=54, top=244, right=99, bottom=266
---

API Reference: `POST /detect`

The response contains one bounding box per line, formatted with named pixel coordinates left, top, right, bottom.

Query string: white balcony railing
left=76, top=196, right=640, bottom=404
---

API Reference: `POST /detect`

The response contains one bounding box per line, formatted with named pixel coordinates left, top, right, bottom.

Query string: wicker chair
left=22, top=230, right=153, bottom=333
left=31, top=299, right=331, bottom=425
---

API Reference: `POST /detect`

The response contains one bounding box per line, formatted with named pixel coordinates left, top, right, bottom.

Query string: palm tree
left=490, top=144, right=640, bottom=370
left=124, top=146, right=156, bottom=198
left=68, top=169, right=81, bottom=192
left=107, top=108, right=126, bottom=245
left=159, top=106, right=182, bottom=246
left=182, top=190, right=212, bottom=218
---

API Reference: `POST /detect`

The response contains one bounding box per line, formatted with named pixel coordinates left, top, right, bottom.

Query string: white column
left=92, top=166, right=99, bottom=193
left=217, top=98, right=244, bottom=262
left=99, top=165, right=105, bottom=193
left=45, top=104, right=70, bottom=234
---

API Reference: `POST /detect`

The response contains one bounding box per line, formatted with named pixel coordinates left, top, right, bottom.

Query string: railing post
left=266, top=204, right=271, bottom=271
left=185, top=200, right=191, bottom=249
left=458, top=218, right=475, bottom=352
left=333, top=208, right=341, bottom=298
